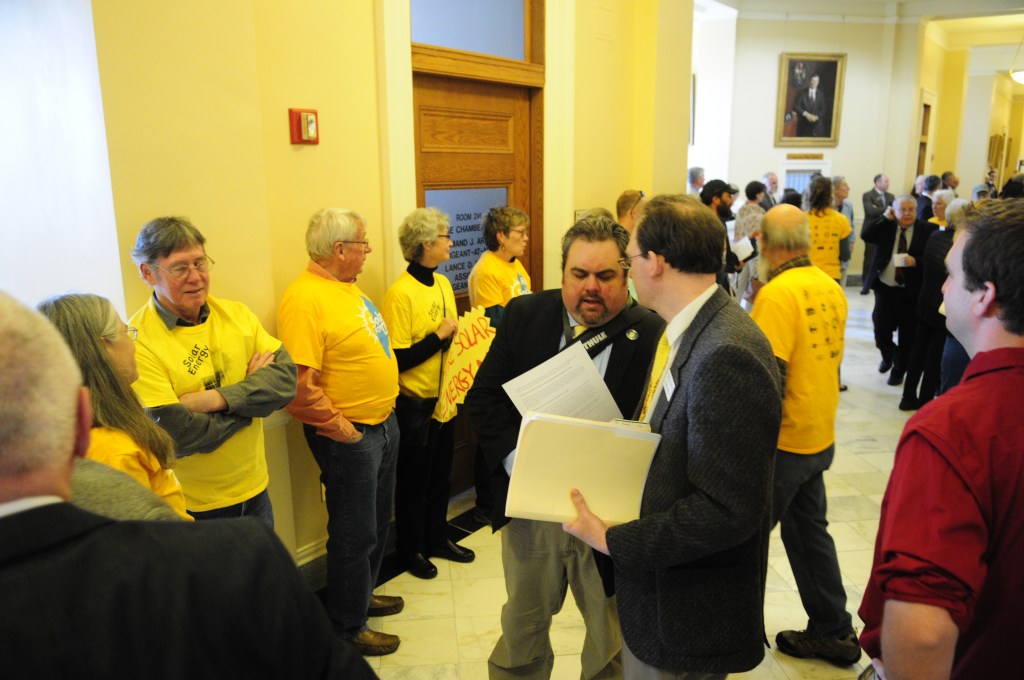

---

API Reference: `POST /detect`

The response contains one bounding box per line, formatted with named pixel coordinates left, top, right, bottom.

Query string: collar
left=767, top=255, right=812, bottom=282
left=963, top=347, right=1024, bottom=383
left=306, top=259, right=342, bottom=282
left=152, top=293, right=210, bottom=330
left=0, top=496, right=62, bottom=520
left=407, top=260, right=437, bottom=286
left=665, top=282, right=718, bottom=350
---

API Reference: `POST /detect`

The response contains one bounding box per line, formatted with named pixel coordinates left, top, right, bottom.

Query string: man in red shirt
left=858, top=200, right=1024, bottom=679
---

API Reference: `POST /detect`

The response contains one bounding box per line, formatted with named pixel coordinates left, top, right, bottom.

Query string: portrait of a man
left=776, top=53, right=846, bottom=147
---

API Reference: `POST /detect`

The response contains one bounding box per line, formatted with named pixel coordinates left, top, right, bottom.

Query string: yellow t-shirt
left=467, top=249, right=531, bottom=309
left=87, top=426, right=192, bottom=521
left=279, top=269, right=399, bottom=425
left=750, top=265, right=847, bottom=454
left=382, top=271, right=457, bottom=403
left=130, top=295, right=280, bottom=511
left=807, top=208, right=853, bottom=280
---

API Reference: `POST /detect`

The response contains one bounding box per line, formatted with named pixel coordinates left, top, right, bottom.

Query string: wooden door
left=413, top=72, right=540, bottom=494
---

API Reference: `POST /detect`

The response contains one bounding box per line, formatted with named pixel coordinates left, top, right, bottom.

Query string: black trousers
left=872, top=282, right=916, bottom=374
left=902, top=321, right=946, bottom=403
left=395, top=418, right=455, bottom=556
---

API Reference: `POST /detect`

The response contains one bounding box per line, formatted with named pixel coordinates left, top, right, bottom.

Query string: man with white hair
left=278, top=208, right=404, bottom=656
left=0, top=292, right=373, bottom=678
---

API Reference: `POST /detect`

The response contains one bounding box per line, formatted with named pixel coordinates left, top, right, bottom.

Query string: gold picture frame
left=775, top=52, right=846, bottom=148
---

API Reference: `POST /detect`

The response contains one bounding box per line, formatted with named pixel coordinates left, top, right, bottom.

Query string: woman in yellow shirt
left=382, top=208, right=474, bottom=579
left=38, top=294, right=190, bottom=521
left=467, top=205, right=532, bottom=328
left=805, top=175, right=852, bottom=282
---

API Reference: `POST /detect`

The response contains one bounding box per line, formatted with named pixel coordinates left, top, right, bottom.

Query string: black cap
left=700, top=179, right=739, bottom=205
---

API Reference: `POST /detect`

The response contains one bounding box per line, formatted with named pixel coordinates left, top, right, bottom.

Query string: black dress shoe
left=430, top=539, right=475, bottom=563
left=898, top=397, right=920, bottom=411
left=878, top=357, right=894, bottom=373
left=402, top=552, right=437, bottom=579
left=887, top=370, right=905, bottom=386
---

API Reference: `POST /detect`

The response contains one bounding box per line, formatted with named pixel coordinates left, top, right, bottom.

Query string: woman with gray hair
left=382, top=207, right=475, bottom=580
left=36, top=293, right=190, bottom=520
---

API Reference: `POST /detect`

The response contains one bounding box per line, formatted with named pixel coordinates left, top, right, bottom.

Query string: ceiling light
left=1011, top=34, right=1024, bottom=84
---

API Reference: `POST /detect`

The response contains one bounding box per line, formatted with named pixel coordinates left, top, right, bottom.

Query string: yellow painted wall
left=574, top=1, right=637, bottom=218
left=933, top=48, right=969, bottom=176
left=572, top=0, right=692, bottom=222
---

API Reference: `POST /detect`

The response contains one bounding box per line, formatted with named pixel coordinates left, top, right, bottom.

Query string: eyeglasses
left=150, top=256, right=215, bottom=280
left=436, top=232, right=451, bottom=241
left=617, top=253, right=644, bottom=270
left=340, top=240, right=371, bottom=252
left=629, top=190, right=646, bottom=214
left=125, top=326, right=138, bottom=341
left=509, top=227, right=528, bottom=237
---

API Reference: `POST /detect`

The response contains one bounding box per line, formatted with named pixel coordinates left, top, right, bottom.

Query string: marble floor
left=365, top=289, right=910, bottom=679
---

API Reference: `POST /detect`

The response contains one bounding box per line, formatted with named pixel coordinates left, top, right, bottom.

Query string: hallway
left=367, top=289, right=910, bottom=679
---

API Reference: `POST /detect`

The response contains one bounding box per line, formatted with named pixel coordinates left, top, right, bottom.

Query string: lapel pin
left=625, top=329, right=638, bottom=341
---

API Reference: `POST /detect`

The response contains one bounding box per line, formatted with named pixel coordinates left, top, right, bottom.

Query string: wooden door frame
left=410, top=0, right=545, bottom=287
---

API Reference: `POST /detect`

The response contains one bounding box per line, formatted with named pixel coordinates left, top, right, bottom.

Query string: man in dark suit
left=861, top=173, right=894, bottom=294
left=794, top=75, right=829, bottom=137
left=760, top=171, right=780, bottom=211
left=564, top=196, right=782, bottom=677
left=0, top=291, right=374, bottom=680
left=466, top=215, right=664, bottom=680
left=862, top=196, right=938, bottom=386
left=917, top=174, right=942, bottom=221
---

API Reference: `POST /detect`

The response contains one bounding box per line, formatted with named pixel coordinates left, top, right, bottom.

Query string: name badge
left=663, top=371, right=676, bottom=401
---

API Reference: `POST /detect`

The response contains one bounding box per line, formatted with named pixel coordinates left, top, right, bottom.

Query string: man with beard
left=700, top=179, right=742, bottom=293
left=466, top=215, right=664, bottom=679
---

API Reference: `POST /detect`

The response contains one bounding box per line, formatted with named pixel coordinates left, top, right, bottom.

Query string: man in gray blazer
left=564, top=195, right=782, bottom=678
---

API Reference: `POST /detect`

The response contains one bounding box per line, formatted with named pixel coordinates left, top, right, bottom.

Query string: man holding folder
left=466, top=215, right=664, bottom=680
left=565, top=196, right=782, bottom=678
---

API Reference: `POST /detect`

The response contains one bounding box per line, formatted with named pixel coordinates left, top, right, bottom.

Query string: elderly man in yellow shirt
left=751, top=204, right=859, bottom=669
left=278, top=208, right=404, bottom=657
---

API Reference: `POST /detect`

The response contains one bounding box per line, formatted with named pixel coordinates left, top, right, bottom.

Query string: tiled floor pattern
left=365, top=289, right=908, bottom=679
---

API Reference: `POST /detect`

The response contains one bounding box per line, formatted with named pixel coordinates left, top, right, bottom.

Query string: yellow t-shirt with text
left=467, top=249, right=531, bottom=309
left=807, top=208, right=852, bottom=280
left=130, top=295, right=280, bottom=511
left=278, top=270, right=399, bottom=425
left=382, top=271, right=457, bottom=405
left=750, top=265, right=847, bottom=454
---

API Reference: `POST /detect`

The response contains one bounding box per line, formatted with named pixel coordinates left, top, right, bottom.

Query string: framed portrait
left=775, top=52, right=846, bottom=147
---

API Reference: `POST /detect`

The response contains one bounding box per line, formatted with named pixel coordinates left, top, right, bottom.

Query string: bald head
left=0, top=292, right=84, bottom=494
left=761, top=204, right=811, bottom=253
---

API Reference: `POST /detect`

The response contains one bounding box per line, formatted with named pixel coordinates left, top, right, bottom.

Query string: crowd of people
left=1, top=167, right=1021, bottom=679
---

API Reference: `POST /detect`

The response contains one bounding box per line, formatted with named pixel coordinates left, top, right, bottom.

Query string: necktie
left=895, top=228, right=908, bottom=285
left=810, top=90, right=815, bottom=102
left=572, top=325, right=586, bottom=339
left=639, top=332, right=670, bottom=421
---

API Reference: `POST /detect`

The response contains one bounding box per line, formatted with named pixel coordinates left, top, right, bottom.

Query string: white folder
left=505, top=413, right=661, bottom=525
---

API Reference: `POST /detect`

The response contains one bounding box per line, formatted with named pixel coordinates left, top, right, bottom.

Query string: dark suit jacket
left=759, top=193, right=777, bottom=212
left=465, top=288, right=665, bottom=531
left=917, top=228, right=955, bottom=328
left=861, top=217, right=937, bottom=297
left=605, top=287, right=782, bottom=674
left=861, top=189, right=894, bottom=227
left=917, top=194, right=934, bottom=221
left=0, top=504, right=374, bottom=680
left=794, top=88, right=828, bottom=136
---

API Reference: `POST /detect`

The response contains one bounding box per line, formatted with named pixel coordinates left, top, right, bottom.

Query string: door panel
left=413, top=73, right=537, bottom=495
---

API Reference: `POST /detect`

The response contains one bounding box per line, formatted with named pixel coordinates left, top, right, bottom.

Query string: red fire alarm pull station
left=289, top=109, right=319, bottom=144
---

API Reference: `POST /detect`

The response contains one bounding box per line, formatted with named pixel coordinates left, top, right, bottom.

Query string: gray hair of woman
left=398, top=207, right=449, bottom=263
left=945, top=198, right=974, bottom=229
left=734, top=203, right=765, bottom=241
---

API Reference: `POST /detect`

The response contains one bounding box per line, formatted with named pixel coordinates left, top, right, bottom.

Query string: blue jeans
left=188, top=487, right=274, bottom=529
left=303, top=412, right=399, bottom=632
left=771, top=445, right=853, bottom=638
